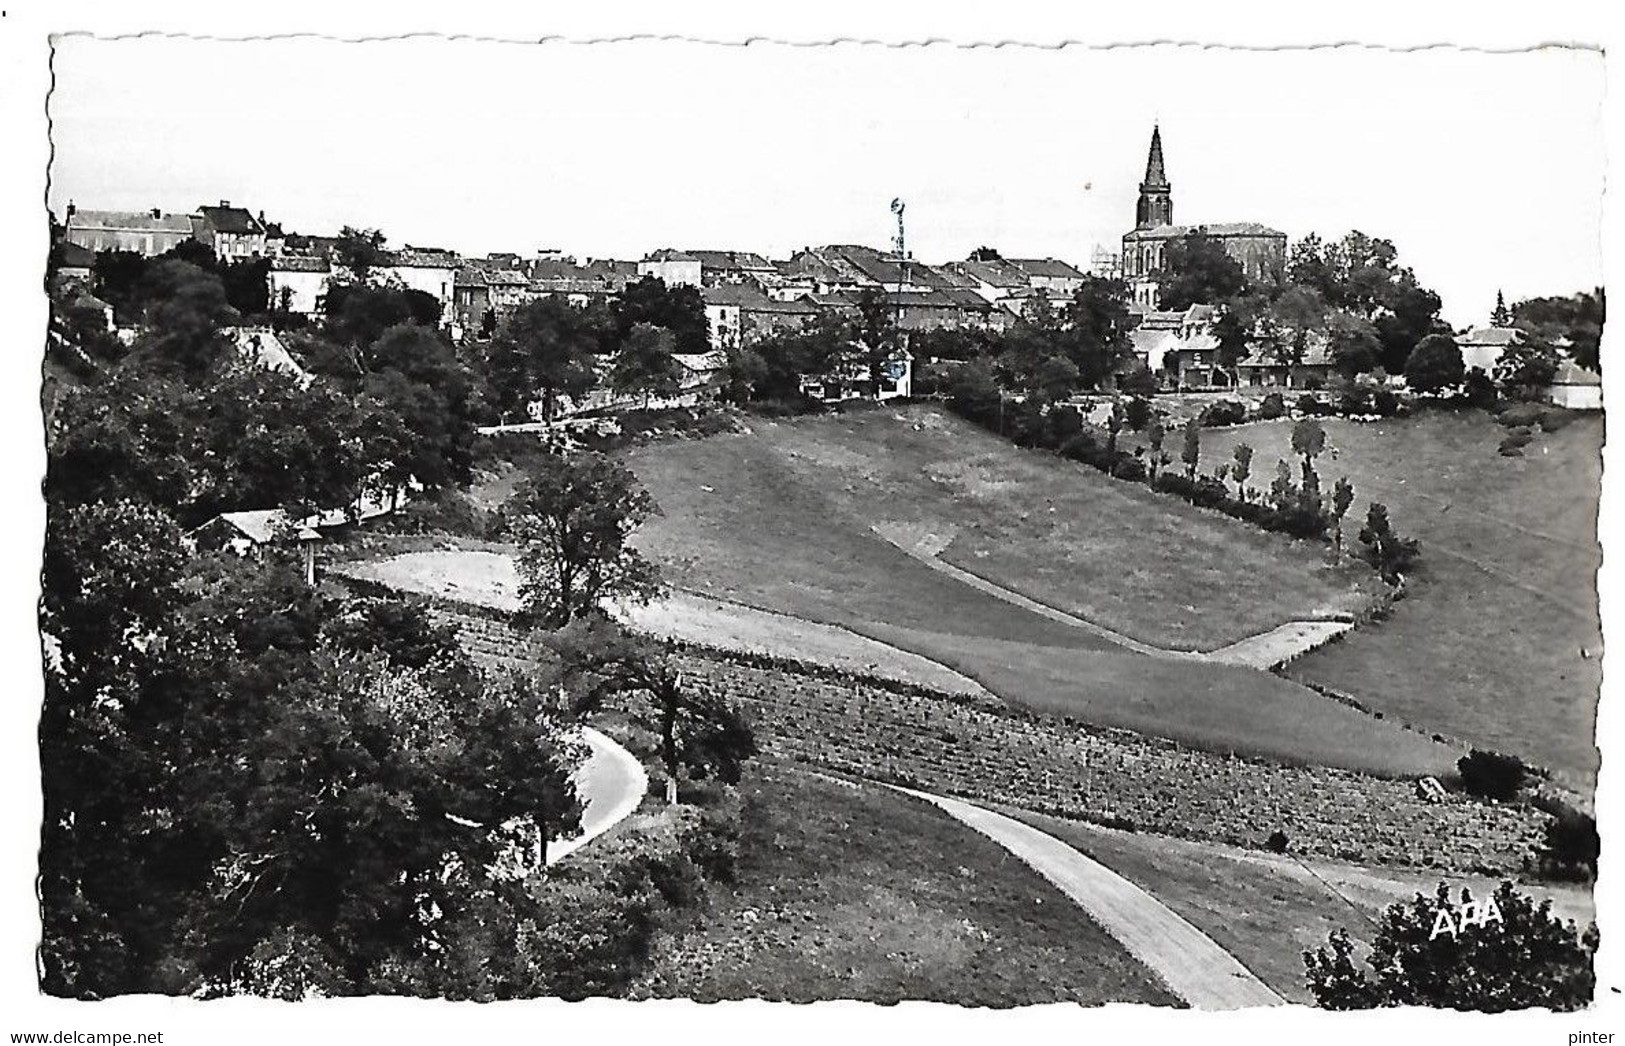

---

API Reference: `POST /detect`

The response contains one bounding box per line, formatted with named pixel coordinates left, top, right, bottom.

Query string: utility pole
left=890, top=196, right=907, bottom=332
left=889, top=198, right=907, bottom=396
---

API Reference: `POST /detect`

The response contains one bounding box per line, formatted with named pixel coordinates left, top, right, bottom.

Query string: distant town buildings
left=192, top=202, right=270, bottom=261
left=63, top=205, right=197, bottom=256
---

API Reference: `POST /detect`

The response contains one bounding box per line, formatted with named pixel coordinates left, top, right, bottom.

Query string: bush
left=1539, top=408, right=1577, bottom=433
left=1372, top=388, right=1401, bottom=416
left=1456, top=749, right=1528, bottom=801
left=1537, top=810, right=1599, bottom=881
left=1199, top=399, right=1247, bottom=427
left=1110, top=454, right=1147, bottom=482
left=1304, top=881, right=1596, bottom=1010
left=1463, top=369, right=1499, bottom=410
left=1123, top=395, right=1154, bottom=432
left=1258, top=392, right=1286, bottom=420
left=1337, top=389, right=1371, bottom=416
left=1266, top=830, right=1290, bottom=854
left=1497, top=402, right=1546, bottom=428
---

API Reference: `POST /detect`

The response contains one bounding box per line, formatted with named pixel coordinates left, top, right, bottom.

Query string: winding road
left=893, top=785, right=1285, bottom=1009
left=547, top=726, right=648, bottom=865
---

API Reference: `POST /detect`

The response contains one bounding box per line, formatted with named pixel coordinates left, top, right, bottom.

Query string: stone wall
left=430, top=601, right=1544, bottom=875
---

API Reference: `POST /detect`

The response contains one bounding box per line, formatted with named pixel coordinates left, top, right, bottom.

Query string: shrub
left=1304, top=881, right=1596, bottom=1011
left=1110, top=454, right=1147, bottom=482
left=1337, top=389, right=1372, bottom=416
left=1124, top=395, right=1154, bottom=432
left=1059, top=431, right=1103, bottom=466
left=1199, top=399, right=1247, bottom=427
left=1372, top=389, right=1401, bottom=416
left=1539, top=408, right=1577, bottom=433
left=521, top=877, right=654, bottom=998
left=1357, top=502, right=1421, bottom=584
left=1258, top=392, right=1286, bottom=420
left=1497, top=402, right=1546, bottom=428
left=1456, top=749, right=1528, bottom=801
left=1463, top=369, right=1499, bottom=410
left=1267, top=830, right=1290, bottom=854
left=1405, top=334, right=1466, bottom=394
left=1536, top=810, right=1599, bottom=881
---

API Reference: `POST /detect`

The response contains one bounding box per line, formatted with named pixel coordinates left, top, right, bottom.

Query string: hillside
left=1192, top=412, right=1603, bottom=787
left=623, top=405, right=1456, bottom=776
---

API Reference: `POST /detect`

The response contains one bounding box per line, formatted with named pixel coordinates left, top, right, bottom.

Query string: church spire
left=1136, top=123, right=1174, bottom=229
left=1143, top=124, right=1168, bottom=188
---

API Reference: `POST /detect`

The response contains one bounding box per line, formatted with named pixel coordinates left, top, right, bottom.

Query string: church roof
left=1123, top=221, right=1285, bottom=242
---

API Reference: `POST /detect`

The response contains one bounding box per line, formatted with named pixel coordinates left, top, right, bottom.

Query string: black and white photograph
left=2, top=4, right=1619, bottom=1042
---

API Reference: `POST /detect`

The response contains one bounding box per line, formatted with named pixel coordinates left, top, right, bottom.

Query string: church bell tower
left=1135, top=124, right=1173, bottom=229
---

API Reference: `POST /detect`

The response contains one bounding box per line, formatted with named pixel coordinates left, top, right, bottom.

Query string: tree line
left=41, top=237, right=755, bottom=998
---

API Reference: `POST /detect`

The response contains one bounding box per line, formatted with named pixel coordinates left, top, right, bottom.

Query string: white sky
left=47, top=35, right=1604, bottom=327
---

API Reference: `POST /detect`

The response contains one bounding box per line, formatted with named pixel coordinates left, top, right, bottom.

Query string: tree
left=487, top=296, right=602, bottom=422
left=1491, top=289, right=1512, bottom=328
left=1264, top=286, right=1328, bottom=367
left=611, top=276, right=709, bottom=356
left=1291, top=417, right=1326, bottom=475
left=89, top=250, right=149, bottom=323
left=505, top=449, right=663, bottom=628
left=323, top=281, right=438, bottom=351
left=1290, top=231, right=1444, bottom=374
left=997, top=294, right=1077, bottom=403
left=1512, top=288, right=1605, bottom=373
left=1145, top=418, right=1166, bottom=479
left=1493, top=341, right=1560, bottom=398
left=851, top=287, right=903, bottom=396
left=361, top=324, right=478, bottom=494
left=1160, top=230, right=1248, bottom=310
left=1325, top=309, right=1382, bottom=378
left=1180, top=418, right=1202, bottom=479
left=40, top=524, right=589, bottom=998
left=611, top=323, right=685, bottom=407
left=130, top=260, right=240, bottom=378
left=1105, top=400, right=1126, bottom=455
left=1328, top=477, right=1355, bottom=560
left=1357, top=502, right=1420, bottom=585
left=551, top=614, right=756, bottom=803
left=1304, top=882, right=1596, bottom=1011
left=220, top=257, right=272, bottom=318
left=1063, top=276, right=1133, bottom=388
left=1404, top=334, right=1466, bottom=393
left=333, top=226, right=389, bottom=279
left=46, top=363, right=384, bottom=527
left=1230, top=443, right=1254, bottom=501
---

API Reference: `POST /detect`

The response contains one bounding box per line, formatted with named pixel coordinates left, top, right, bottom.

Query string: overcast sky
left=47, top=34, right=1604, bottom=326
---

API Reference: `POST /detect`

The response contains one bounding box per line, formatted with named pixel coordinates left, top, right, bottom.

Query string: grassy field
left=623, top=406, right=1456, bottom=776
left=1003, top=806, right=1596, bottom=1004
left=1185, top=411, right=1603, bottom=787
left=715, top=407, right=1380, bottom=651
left=631, top=764, right=1180, bottom=1006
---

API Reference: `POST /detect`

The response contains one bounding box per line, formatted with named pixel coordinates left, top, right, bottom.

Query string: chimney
left=219, top=199, right=231, bottom=207
left=65, top=201, right=76, bottom=218
left=151, top=207, right=162, bottom=219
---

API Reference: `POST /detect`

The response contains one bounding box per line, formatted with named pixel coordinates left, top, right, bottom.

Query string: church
left=1120, top=125, right=1286, bottom=309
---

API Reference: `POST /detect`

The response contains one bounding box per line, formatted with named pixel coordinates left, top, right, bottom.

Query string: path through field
left=893, top=785, right=1285, bottom=1009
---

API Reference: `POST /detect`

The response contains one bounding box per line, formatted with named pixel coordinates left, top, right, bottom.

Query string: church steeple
left=1136, top=124, right=1173, bottom=229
